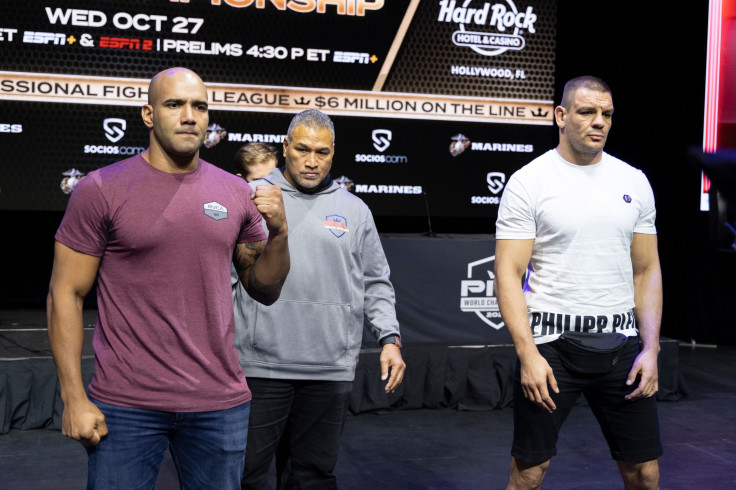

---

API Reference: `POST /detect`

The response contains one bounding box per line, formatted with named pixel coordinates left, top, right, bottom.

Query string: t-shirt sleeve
left=495, top=174, right=536, bottom=239
left=54, top=174, right=109, bottom=257
left=634, top=171, right=657, bottom=235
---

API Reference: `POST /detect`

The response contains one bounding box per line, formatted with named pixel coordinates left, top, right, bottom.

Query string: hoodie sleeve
left=360, top=210, right=401, bottom=343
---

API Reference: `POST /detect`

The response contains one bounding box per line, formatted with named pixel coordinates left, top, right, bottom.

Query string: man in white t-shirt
left=495, top=76, right=663, bottom=489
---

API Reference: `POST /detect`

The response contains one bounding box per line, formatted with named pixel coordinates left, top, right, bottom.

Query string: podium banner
left=376, top=234, right=511, bottom=344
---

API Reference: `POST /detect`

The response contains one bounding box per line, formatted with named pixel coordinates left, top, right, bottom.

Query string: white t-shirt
left=496, top=149, right=656, bottom=343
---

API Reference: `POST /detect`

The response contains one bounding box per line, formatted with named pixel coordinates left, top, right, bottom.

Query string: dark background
left=3, top=2, right=732, bottom=345
left=0, top=0, right=556, bottom=217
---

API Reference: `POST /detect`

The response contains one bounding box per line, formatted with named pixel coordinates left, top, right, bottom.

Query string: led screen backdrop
left=0, top=0, right=557, bottom=223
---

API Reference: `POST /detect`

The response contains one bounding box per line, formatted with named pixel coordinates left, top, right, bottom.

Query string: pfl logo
left=487, top=172, right=506, bottom=194
left=103, top=118, right=126, bottom=143
left=460, top=255, right=504, bottom=329
left=324, top=214, right=349, bottom=238
left=372, top=129, right=392, bottom=152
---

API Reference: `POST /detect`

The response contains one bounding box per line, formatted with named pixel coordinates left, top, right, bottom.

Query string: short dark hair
left=560, top=76, right=612, bottom=109
left=287, top=109, right=335, bottom=144
left=233, top=142, right=278, bottom=175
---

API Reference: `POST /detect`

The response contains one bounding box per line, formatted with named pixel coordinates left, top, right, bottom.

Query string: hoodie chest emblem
left=324, top=214, right=349, bottom=238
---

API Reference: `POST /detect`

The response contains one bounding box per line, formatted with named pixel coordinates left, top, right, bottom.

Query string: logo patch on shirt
left=204, top=201, right=228, bottom=220
left=324, top=215, right=349, bottom=237
left=623, top=194, right=632, bottom=203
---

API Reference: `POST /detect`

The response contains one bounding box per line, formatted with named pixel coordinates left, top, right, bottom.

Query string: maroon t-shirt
left=55, top=154, right=266, bottom=412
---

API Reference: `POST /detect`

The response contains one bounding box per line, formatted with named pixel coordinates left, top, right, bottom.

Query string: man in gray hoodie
left=233, top=109, right=406, bottom=489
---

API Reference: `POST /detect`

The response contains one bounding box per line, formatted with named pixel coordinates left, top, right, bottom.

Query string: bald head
left=141, top=67, right=209, bottom=171
left=148, top=67, right=205, bottom=106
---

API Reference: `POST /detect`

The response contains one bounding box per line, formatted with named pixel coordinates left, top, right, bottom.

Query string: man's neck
left=143, top=145, right=199, bottom=173
left=554, top=145, right=603, bottom=166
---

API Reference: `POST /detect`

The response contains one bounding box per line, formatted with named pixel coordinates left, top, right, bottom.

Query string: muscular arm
left=625, top=232, right=663, bottom=400
left=495, top=238, right=558, bottom=412
left=47, top=241, right=108, bottom=446
left=233, top=185, right=290, bottom=305
left=233, top=238, right=288, bottom=305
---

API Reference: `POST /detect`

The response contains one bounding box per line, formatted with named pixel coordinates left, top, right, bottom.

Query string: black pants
left=241, top=378, right=353, bottom=490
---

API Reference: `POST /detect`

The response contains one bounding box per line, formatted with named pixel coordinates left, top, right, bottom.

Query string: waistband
left=530, top=309, right=638, bottom=344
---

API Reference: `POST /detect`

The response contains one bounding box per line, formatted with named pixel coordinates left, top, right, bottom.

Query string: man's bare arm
left=233, top=239, right=286, bottom=305
left=234, top=184, right=290, bottom=305
left=47, top=241, right=108, bottom=446
left=625, top=233, right=663, bottom=400
left=495, top=238, right=558, bottom=412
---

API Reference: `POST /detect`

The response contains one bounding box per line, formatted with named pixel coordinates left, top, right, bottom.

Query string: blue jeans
left=241, top=378, right=352, bottom=490
left=87, top=398, right=250, bottom=490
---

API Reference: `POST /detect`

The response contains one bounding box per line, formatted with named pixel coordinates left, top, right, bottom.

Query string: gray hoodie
left=232, top=169, right=400, bottom=381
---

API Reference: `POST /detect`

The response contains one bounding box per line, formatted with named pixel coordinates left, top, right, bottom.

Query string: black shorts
left=511, top=336, right=662, bottom=464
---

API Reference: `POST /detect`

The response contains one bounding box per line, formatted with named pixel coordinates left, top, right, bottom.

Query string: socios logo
left=355, top=129, right=408, bottom=164
left=84, top=118, right=143, bottom=156
left=103, top=118, right=126, bottom=143
left=83, top=145, right=145, bottom=155
left=372, top=129, right=392, bottom=152
left=487, top=172, right=506, bottom=194
left=471, top=172, right=505, bottom=205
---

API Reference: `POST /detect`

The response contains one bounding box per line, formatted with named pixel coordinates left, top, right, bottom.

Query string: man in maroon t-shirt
left=46, top=67, right=290, bottom=489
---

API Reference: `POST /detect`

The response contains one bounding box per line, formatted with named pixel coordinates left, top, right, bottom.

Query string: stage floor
left=1, top=310, right=732, bottom=488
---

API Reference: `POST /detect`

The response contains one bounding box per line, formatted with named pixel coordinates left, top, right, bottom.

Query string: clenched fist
left=251, top=185, right=287, bottom=236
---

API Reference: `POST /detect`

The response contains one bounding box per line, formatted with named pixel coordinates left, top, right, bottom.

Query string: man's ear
left=554, top=105, right=566, bottom=130
left=141, top=104, right=154, bottom=129
left=282, top=138, right=289, bottom=157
